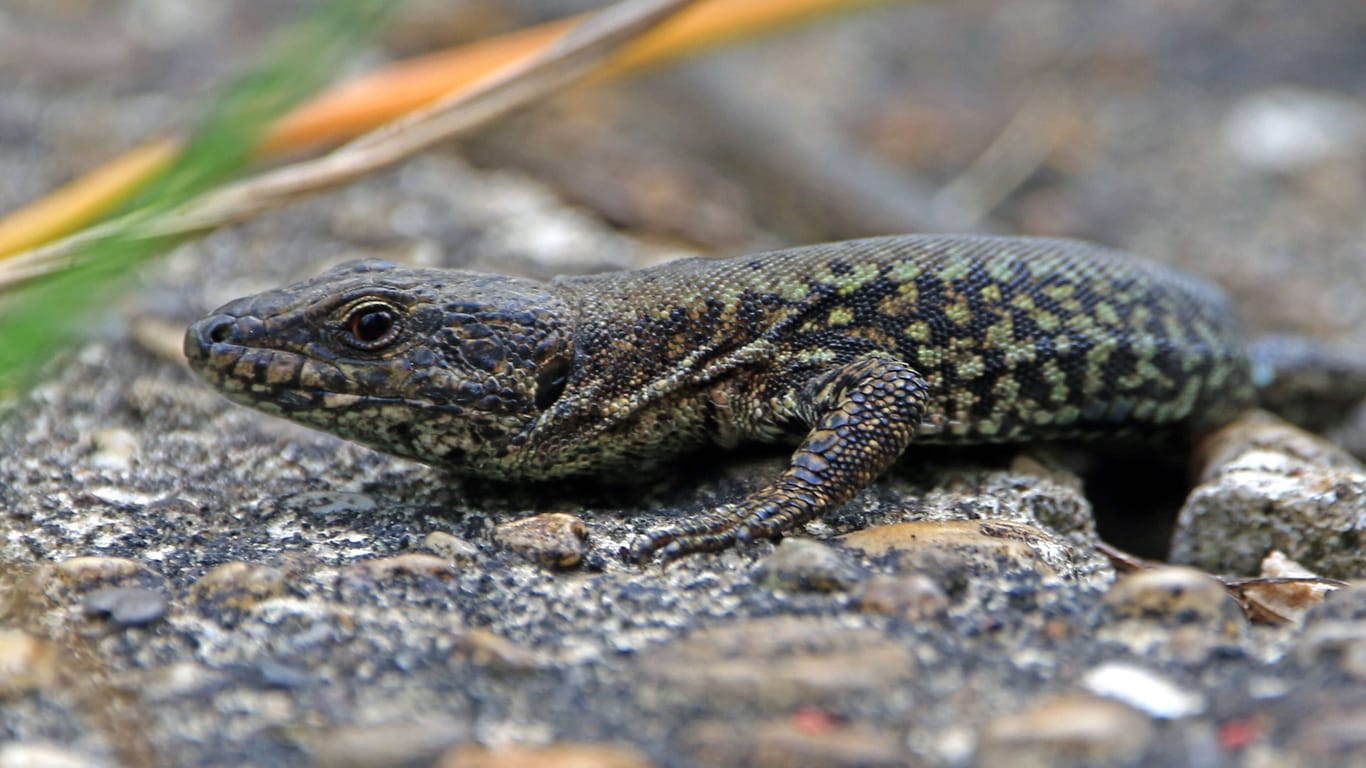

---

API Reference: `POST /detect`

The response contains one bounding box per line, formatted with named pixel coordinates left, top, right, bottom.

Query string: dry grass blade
left=0, top=0, right=698, bottom=291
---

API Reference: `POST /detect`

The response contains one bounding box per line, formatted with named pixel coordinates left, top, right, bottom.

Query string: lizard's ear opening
left=533, top=332, right=574, bottom=411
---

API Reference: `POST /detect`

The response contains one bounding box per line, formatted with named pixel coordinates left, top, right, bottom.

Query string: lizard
left=182, top=234, right=1366, bottom=563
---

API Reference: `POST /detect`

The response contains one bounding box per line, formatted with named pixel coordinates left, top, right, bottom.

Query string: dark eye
left=342, top=301, right=401, bottom=349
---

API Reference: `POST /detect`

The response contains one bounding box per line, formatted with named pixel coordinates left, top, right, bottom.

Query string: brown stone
left=190, top=562, right=289, bottom=611
left=755, top=538, right=866, bottom=592
left=684, top=718, right=907, bottom=768
left=1092, top=566, right=1248, bottom=660
left=455, top=629, right=550, bottom=671
left=857, top=572, right=949, bottom=620
left=840, top=520, right=1067, bottom=577
left=438, top=742, right=653, bottom=768
left=495, top=513, right=588, bottom=568
left=977, top=693, right=1155, bottom=768
left=636, top=616, right=913, bottom=707
left=347, top=553, right=457, bottom=579
left=0, top=630, right=58, bottom=697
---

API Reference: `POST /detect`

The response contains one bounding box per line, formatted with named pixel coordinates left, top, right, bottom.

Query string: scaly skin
left=185, top=235, right=1258, bottom=561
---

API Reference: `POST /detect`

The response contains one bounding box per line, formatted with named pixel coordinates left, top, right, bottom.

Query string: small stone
left=272, top=491, right=379, bottom=518
left=309, top=718, right=471, bottom=768
left=494, top=513, right=588, bottom=568
left=31, top=557, right=159, bottom=594
left=684, top=718, right=906, bottom=768
left=839, top=519, right=1067, bottom=578
left=1297, top=583, right=1366, bottom=680
left=977, top=693, right=1155, bottom=768
left=424, top=531, right=481, bottom=562
left=190, top=562, right=289, bottom=611
left=0, top=630, right=58, bottom=697
left=1092, top=567, right=1248, bottom=661
left=755, top=538, right=866, bottom=592
left=1174, top=412, right=1366, bottom=578
left=88, top=427, right=139, bottom=471
left=856, top=572, right=949, bottom=620
left=455, top=629, right=550, bottom=671
left=636, top=616, right=913, bottom=708
left=0, top=742, right=110, bottom=768
left=1223, top=88, right=1366, bottom=173
left=1082, top=663, right=1206, bottom=719
left=84, top=586, right=167, bottom=626
left=347, top=553, right=457, bottom=579
left=438, top=742, right=653, bottom=768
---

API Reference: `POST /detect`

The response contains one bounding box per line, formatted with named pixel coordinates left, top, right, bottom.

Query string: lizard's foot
left=628, top=503, right=748, bottom=566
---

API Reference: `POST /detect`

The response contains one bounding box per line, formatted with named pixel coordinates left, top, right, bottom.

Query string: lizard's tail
left=1249, top=334, right=1366, bottom=431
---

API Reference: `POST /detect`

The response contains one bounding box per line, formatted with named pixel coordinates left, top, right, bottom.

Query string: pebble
left=839, top=519, right=1067, bottom=579
left=424, top=531, right=481, bottom=562
left=0, top=742, right=110, bottom=768
left=1223, top=88, right=1366, bottom=173
left=754, top=538, right=866, bottom=592
left=976, top=693, right=1155, bottom=768
left=346, top=553, right=457, bottom=580
left=637, top=616, right=913, bottom=708
left=1082, top=663, right=1206, bottom=719
left=308, top=718, right=471, bottom=768
left=494, top=513, right=588, bottom=568
left=1091, top=567, right=1248, bottom=661
left=190, top=562, right=289, bottom=611
left=856, top=572, right=949, bottom=620
left=684, top=718, right=906, bottom=768
left=30, top=556, right=160, bottom=594
left=437, top=742, right=653, bottom=768
left=1296, top=583, right=1366, bottom=680
left=1173, top=412, right=1366, bottom=578
left=83, top=586, right=168, bottom=626
left=0, top=630, right=58, bottom=696
left=455, top=629, right=550, bottom=671
left=88, top=427, right=139, bottom=471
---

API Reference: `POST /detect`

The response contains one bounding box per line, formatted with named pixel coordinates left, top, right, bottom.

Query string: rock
left=636, top=616, right=913, bottom=708
left=308, top=718, right=471, bottom=768
left=0, top=630, right=58, bottom=697
left=454, top=629, right=551, bottom=671
left=88, top=427, right=139, bottom=471
left=437, top=742, right=653, bottom=768
left=1081, top=663, right=1206, bottom=719
left=840, top=520, right=1073, bottom=580
left=1173, top=412, right=1366, bottom=578
left=856, top=572, right=949, bottom=620
left=976, top=693, right=1156, bottom=768
left=494, top=513, right=588, bottom=568
left=754, top=538, right=865, bottom=592
left=1091, top=567, right=1248, bottom=662
left=0, top=742, right=111, bottom=768
left=424, top=531, right=481, bottom=562
left=346, top=553, right=457, bottom=580
left=1223, top=88, right=1366, bottom=173
left=83, top=586, right=168, bottom=626
left=1296, top=583, right=1366, bottom=680
left=190, top=562, right=289, bottom=612
left=30, top=557, right=161, bottom=595
left=683, top=718, right=907, bottom=768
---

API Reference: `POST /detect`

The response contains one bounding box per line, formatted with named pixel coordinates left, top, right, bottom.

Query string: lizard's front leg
left=630, top=354, right=930, bottom=564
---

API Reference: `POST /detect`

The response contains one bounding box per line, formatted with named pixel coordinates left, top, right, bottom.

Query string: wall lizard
left=183, top=234, right=1362, bottom=562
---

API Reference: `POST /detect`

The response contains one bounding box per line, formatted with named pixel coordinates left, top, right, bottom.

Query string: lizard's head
left=184, top=260, right=575, bottom=476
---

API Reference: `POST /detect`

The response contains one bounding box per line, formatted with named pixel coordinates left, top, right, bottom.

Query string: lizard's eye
left=341, top=301, right=402, bottom=349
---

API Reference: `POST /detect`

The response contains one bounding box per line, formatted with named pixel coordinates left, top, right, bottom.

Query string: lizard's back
left=562, top=235, right=1256, bottom=445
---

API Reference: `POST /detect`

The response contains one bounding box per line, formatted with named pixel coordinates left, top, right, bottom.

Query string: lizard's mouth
left=183, top=313, right=337, bottom=409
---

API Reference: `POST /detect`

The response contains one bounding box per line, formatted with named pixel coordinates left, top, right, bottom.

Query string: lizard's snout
left=184, top=313, right=266, bottom=363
